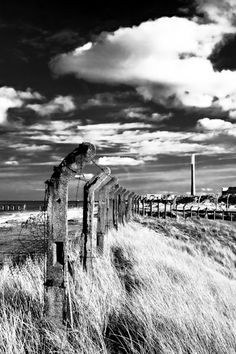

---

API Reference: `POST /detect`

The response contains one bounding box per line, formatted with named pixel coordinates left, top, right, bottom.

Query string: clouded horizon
left=1, top=0, right=236, bottom=199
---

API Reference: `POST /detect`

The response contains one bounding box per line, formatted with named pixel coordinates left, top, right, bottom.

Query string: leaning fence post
left=82, top=169, right=111, bottom=272
left=45, top=142, right=96, bottom=328
left=97, top=176, right=117, bottom=253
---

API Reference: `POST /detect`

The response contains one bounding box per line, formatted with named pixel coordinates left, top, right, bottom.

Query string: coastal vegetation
left=0, top=216, right=236, bottom=353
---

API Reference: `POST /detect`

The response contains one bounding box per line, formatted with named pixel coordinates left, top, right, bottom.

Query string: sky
left=1, top=0, right=236, bottom=199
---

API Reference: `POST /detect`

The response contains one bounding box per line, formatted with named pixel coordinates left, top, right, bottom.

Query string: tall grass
left=0, top=217, right=236, bottom=353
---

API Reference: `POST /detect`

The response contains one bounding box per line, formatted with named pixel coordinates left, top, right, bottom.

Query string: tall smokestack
left=191, top=154, right=196, bottom=196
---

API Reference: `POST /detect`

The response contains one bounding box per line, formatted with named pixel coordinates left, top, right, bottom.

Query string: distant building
left=221, top=187, right=236, bottom=196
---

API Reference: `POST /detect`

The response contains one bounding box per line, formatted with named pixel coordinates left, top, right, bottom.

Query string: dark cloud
left=209, top=34, right=236, bottom=71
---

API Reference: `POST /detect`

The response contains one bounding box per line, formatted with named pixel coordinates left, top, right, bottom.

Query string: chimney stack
left=191, top=154, right=196, bottom=196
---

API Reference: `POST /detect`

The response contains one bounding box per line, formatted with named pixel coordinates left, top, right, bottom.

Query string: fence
left=135, top=195, right=236, bottom=222
left=44, top=143, right=142, bottom=327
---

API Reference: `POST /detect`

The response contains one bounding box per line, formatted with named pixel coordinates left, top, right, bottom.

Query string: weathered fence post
left=114, top=186, right=123, bottom=229
left=126, top=192, right=135, bottom=221
left=122, top=190, right=130, bottom=223
left=137, top=196, right=141, bottom=214
left=190, top=205, right=193, bottom=218
left=197, top=207, right=200, bottom=218
left=149, top=199, right=153, bottom=217
left=97, top=176, right=117, bottom=253
left=132, top=195, right=138, bottom=215
left=213, top=209, right=216, bottom=220
left=108, top=184, right=119, bottom=229
left=118, top=188, right=126, bottom=224
left=142, top=197, right=146, bottom=216
left=82, top=169, right=111, bottom=272
left=164, top=200, right=167, bottom=219
left=45, top=142, right=96, bottom=327
left=157, top=200, right=160, bottom=218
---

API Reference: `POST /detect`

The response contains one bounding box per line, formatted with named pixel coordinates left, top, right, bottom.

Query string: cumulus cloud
left=50, top=5, right=236, bottom=112
left=27, top=95, right=75, bottom=116
left=197, top=117, right=233, bottom=131
left=97, top=156, right=144, bottom=166
left=0, top=86, right=43, bottom=124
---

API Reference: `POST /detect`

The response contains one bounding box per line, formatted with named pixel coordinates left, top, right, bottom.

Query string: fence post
left=114, top=186, right=123, bottom=229
left=132, top=195, right=138, bottom=215
left=213, top=209, right=216, bottom=220
left=157, top=200, right=160, bottom=218
left=142, top=197, right=146, bottom=216
left=169, top=201, right=173, bottom=217
left=97, top=177, right=117, bottom=253
left=122, top=190, right=130, bottom=223
left=126, top=192, right=135, bottom=221
left=45, top=142, right=96, bottom=327
left=82, top=169, right=111, bottom=272
left=118, top=188, right=126, bottom=224
left=136, top=196, right=141, bottom=214
left=108, top=184, right=119, bottom=230
left=149, top=199, right=152, bottom=217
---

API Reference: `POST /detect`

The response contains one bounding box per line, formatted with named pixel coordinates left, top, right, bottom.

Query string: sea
left=0, top=200, right=84, bottom=212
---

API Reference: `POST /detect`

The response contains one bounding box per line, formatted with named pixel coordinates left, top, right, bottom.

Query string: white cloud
left=4, top=160, right=19, bottom=166
left=197, top=117, right=233, bottom=131
left=196, top=0, right=236, bottom=28
left=27, top=120, right=234, bottom=157
left=10, top=143, right=51, bottom=152
left=50, top=8, right=236, bottom=111
left=27, top=95, right=75, bottom=116
left=82, top=92, right=116, bottom=109
left=0, top=86, right=43, bottom=124
left=151, top=112, right=172, bottom=121
left=97, top=156, right=144, bottom=166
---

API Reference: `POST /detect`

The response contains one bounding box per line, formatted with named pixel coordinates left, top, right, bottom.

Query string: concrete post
left=122, top=190, right=130, bottom=223
left=136, top=195, right=141, bottom=214
left=149, top=199, right=153, bottom=217
left=131, top=195, right=137, bottom=215
left=142, top=197, right=146, bottom=216
left=45, top=142, right=96, bottom=327
left=97, top=176, right=117, bottom=253
left=126, top=192, right=135, bottom=221
left=108, top=184, right=119, bottom=229
left=113, top=186, right=123, bottom=229
left=82, top=169, right=111, bottom=271
left=118, top=188, right=126, bottom=224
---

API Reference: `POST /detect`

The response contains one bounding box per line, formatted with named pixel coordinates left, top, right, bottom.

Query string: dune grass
left=0, top=217, right=236, bottom=353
